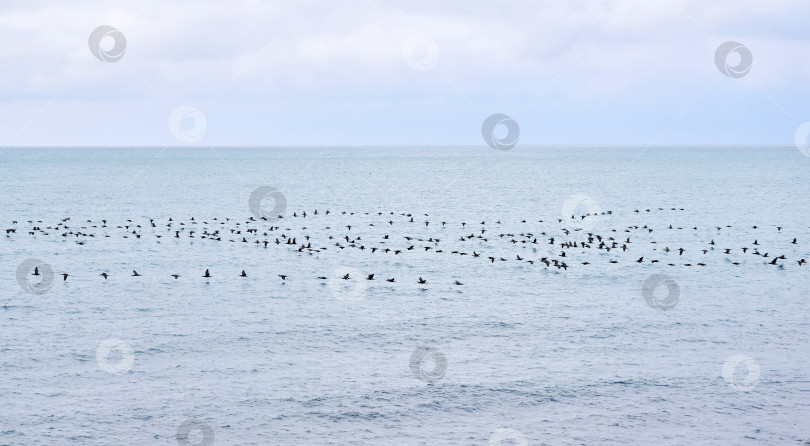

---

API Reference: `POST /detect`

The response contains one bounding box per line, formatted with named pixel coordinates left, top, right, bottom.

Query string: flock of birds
left=10, top=206, right=809, bottom=287
left=31, top=265, right=443, bottom=286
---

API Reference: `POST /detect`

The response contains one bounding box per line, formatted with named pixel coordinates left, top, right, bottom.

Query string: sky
left=0, top=0, right=808, bottom=147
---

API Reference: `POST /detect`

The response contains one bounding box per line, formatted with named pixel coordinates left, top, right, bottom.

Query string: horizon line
left=0, top=144, right=799, bottom=149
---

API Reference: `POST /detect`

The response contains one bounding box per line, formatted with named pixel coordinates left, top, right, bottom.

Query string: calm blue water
left=1, top=146, right=809, bottom=445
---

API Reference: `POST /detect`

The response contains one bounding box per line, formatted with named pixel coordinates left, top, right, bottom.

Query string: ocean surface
left=1, top=146, right=809, bottom=445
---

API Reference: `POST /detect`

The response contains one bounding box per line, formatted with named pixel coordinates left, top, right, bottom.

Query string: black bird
left=33, top=267, right=40, bottom=276
left=386, top=278, right=395, bottom=282
left=417, top=277, right=427, bottom=284
left=454, top=280, right=463, bottom=285
left=342, top=273, right=350, bottom=280
left=203, top=269, right=211, bottom=278
left=100, top=272, right=108, bottom=279
left=366, top=274, right=374, bottom=280
left=171, top=274, right=180, bottom=279
left=317, top=276, right=327, bottom=280
left=132, top=270, right=141, bottom=276
left=278, top=275, right=287, bottom=280
left=62, top=273, right=69, bottom=281
left=240, top=270, right=247, bottom=277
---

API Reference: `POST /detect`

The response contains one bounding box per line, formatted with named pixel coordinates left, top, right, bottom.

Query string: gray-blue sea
left=2, top=146, right=809, bottom=445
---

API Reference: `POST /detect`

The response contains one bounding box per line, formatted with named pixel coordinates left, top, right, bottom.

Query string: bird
left=132, top=270, right=141, bottom=277
left=417, top=277, right=427, bottom=284
left=278, top=275, right=287, bottom=280
left=203, top=269, right=211, bottom=278
left=100, top=272, right=108, bottom=280
left=240, top=270, right=247, bottom=277
left=366, top=274, right=374, bottom=280
left=342, top=273, right=350, bottom=280
left=33, top=267, right=40, bottom=276
left=386, top=278, right=395, bottom=282
left=454, top=280, right=463, bottom=285
left=170, top=274, right=180, bottom=279
left=61, top=273, right=69, bottom=281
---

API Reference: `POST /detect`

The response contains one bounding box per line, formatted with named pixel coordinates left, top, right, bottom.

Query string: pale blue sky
left=0, top=0, right=808, bottom=147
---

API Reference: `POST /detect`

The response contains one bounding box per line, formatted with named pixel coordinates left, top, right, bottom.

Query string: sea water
left=1, top=146, right=809, bottom=445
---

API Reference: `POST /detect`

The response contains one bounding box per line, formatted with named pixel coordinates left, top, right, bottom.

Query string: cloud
left=0, top=0, right=806, bottom=145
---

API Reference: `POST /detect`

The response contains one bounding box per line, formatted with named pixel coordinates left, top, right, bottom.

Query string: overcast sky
left=1, top=0, right=807, bottom=146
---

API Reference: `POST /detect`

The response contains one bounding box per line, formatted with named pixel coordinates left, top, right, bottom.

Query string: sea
left=1, top=146, right=809, bottom=445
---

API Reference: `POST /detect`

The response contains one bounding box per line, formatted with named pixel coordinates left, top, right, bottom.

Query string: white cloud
left=0, top=0, right=806, bottom=145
